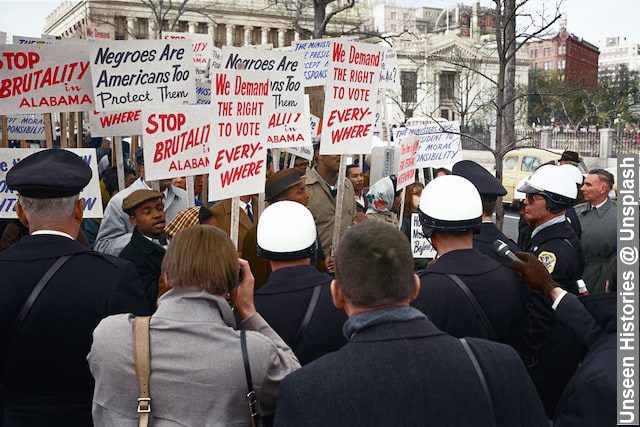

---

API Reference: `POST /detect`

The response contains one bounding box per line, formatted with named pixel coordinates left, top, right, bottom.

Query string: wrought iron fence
left=461, top=131, right=491, bottom=151
left=546, top=131, right=600, bottom=157
left=612, top=131, right=640, bottom=156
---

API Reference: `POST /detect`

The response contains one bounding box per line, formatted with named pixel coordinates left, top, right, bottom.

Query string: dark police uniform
left=0, top=149, right=151, bottom=426
left=254, top=265, right=347, bottom=365
left=414, top=249, right=530, bottom=360
left=474, top=222, right=520, bottom=265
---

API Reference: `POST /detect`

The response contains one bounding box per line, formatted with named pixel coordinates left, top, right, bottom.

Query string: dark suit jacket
left=0, top=234, right=150, bottom=426
left=254, top=265, right=347, bottom=365
left=414, top=249, right=530, bottom=360
left=473, top=222, right=521, bottom=265
left=119, top=228, right=166, bottom=309
left=274, top=316, right=547, bottom=426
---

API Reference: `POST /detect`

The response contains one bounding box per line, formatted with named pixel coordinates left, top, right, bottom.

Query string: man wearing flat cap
left=119, top=189, right=167, bottom=309
left=452, top=160, right=520, bottom=265
left=0, top=149, right=151, bottom=426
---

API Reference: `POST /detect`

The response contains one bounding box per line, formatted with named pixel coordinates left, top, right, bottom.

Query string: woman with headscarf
left=365, top=176, right=402, bottom=226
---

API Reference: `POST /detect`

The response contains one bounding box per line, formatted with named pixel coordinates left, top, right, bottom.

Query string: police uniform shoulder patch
left=538, top=251, right=557, bottom=273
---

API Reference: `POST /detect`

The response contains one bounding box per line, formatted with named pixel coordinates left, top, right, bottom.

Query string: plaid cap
left=164, top=206, right=201, bottom=239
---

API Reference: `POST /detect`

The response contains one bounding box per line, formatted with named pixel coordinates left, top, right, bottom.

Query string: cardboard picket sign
left=209, top=69, right=271, bottom=200
left=378, top=47, right=400, bottom=89
left=222, top=47, right=310, bottom=149
left=89, top=109, right=142, bottom=137
left=394, top=121, right=463, bottom=168
left=88, top=39, right=196, bottom=112
left=141, top=105, right=213, bottom=181
left=85, top=27, right=112, bottom=40
left=284, top=99, right=315, bottom=161
left=396, top=135, right=419, bottom=190
left=0, top=148, right=103, bottom=218
left=320, top=40, right=382, bottom=155
left=1, top=114, right=47, bottom=140
left=211, top=46, right=222, bottom=70
left=292, top=39, right=333, bottom=86
left=195, top=80, right=211, bottom=105
left=162, top=32, right=213, bottom=80
left=411, top=213, right=437, bottom=259
left=0, top=43, right=95, bottom=115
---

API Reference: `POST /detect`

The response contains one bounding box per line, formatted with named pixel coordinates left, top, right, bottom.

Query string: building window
left=115, top=16, right=126, bottom=40
left=135, top=18, right=148, bottom=39
left=558, top=45, right=566, bottom=55
left=234, top=26, right=243, bottom=46
left=439, top=71, right=456, bottom=101
left=440, top=108, right=450, bottom=120
left=391, top=25, right=397, bottom=32
left=401, top=71, right=417, bottom=103
left=558, top=59, right=566, bottom=70
left=529, top=49, right=538, bottom=58
left=543, top=61, right=552, bottom=70
left=197, top=22, right=208, bottom=34
left=390, top=12, right=397, bottom=19
left=543, top=47, right=551, bottom=56
left=177, top=21, right=189, bottom=32
left=214, top=24, right=225, bottom=47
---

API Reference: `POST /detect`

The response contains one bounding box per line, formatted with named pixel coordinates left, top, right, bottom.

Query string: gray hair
left=18, top=195, right=79, bottom=222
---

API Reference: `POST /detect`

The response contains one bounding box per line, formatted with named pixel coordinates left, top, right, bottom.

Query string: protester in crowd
left=346, top=164, right=366, bottom=221
left=413, top=175, right=530, bottom=359
left=365, top=176, right=401, bottom=225
left=575, top=169, right=616, bottom=294
left=88, top=226, right=300, bottom=425
left=210, top=194, right=258, bottom=256
left=164, top=205, right=219, bottom=240
left=434, top=167, right=451, bottom=177
left=171, top=175, right=204, bottom=206
left=293, top=156, right=309, bottom=177
left=558, top=150, right=579, bottom=166
left=118, top=190, right=167, bottom=310
left=558, top=164, right=584, bottom=239
left=94, top=149, right=188, bottom=256
left=452, top=160, right=520, bottom=265
left=305, top=138, right=356, bottom=254
left=512, top=253, right=616, bottom=426
left=274, top=220, right=547, bottom=426
left=400, top=181, right=424, bottom=240
left=254, top=201, right=347, bottom=365
left=0, top=149, right=150, bottom=425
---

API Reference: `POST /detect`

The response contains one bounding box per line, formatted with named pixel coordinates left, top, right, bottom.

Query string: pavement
left=500, top=206, right=522, bottom=244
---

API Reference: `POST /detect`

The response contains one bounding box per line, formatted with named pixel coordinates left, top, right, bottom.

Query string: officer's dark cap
left=560, top=150, right=579, bottom=163
left=6, top=149, right=92, bottom=198
left=265, top=169, right=302, bottom=203
left=122, top=189, right=164, bottom=212
left=452, top=160, right=506, bottom=201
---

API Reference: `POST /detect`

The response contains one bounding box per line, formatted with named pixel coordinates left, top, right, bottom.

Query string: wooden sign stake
left=330, top=155, right=348, bottom=256
left=186, top=175, right=195, bottom=207
left=0, top=116, right=8, bottom=148
left=44, top=114, right=53, bottom=148
left=230, top=196, right=240, bottom=250
left=114, top=136, right=125, bottom=192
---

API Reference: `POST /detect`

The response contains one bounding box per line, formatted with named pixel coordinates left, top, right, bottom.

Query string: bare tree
left=279, top=0, right=357, bottom=39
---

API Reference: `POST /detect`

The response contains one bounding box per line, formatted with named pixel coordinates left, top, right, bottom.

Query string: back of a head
left=162, top=225, right=238, bottom=295
left=335, top=220, right=414, bottom=307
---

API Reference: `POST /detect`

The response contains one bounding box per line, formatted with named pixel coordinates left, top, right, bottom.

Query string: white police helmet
left=517, top=164, right=577, bottom=210
left=257, top=201, right=317, bottom=260
left=559, top=164, right=584, bottom=186
left=417, top=175, right=482, bottom=238
left=513, top=177, right=528, bottom=201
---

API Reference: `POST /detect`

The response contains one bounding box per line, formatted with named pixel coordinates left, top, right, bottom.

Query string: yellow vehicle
left=501, top=148, right=589, bottom=203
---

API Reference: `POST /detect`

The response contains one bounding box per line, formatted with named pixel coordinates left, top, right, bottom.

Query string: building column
left=261, top=27, right=269, bottom=45
left=208, top=22, right=216, bottom=43
left=188, top=21, right=197, bottom=34
left=226, top=24, right=234, bottom=46
left=599, top=128, right=614, bottom=158
left=148, top=19, right=157, bottom=39
left=127, top=17, right=136, bottom=40
left=294, top=31, right=300, bottom=42
left=277, top=28, right=286, bottom=47
left=244, top=26, right=253, bottom=46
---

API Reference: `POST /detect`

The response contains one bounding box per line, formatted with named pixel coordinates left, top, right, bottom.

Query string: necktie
left=157, top=233, right=168, bottom=246
left=246, top=204, right=254, bottom=222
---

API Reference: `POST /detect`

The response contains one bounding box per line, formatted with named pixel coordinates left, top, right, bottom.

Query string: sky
left=0, top=0, right=639, bottom=47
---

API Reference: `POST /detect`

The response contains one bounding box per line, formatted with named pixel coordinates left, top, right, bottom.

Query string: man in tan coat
left=305, top=141, right=356, bottom=254
left=210, top=195, right=259, bottom=255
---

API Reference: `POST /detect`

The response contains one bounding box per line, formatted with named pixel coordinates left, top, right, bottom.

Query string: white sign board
left=0, top=43, right=94, bottom=114
left=321, top=40, right=381, bottom=155
left=284, top=145, right=314, bottom=161
left=88, top=40, right=196, bottom=111
left=162, top=32, right=212, bottom=79
left=2, top=114, right=46, bottom=140
left=211, top=46, right=222, bottom=70
left=293, top=38, right=333, bottom=86
left=89, top=109, right=142, bottom=137
left=394, top=121, right=463, bottom=168
left=195, top=80, right=211, bottom=104
left=0, top=148, right=103, bottom=218
left=411, top=213, right=437, bottom=259
left=396, top=135, right=419, bottom=190
left=379, top=47, right=400, bottom=89
left=209, top=69, right=271, bottom=200
left=142, top=105, right=213, bottom=181
left=222, top=47, right=310, bottom=149
left=85, top=27, right=112, bottom=40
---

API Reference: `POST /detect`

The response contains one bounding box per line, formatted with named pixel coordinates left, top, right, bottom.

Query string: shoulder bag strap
left=459, top=338, right=496, bottom=427
left=134, top=316, right=152, bottom=427
left=241, top=330, right=262, bottom=427
left=292, top=284, right=322, bottom=350
left=11, top=255, right=73, bottom=339
left=446, top=274, right=497, bottom=341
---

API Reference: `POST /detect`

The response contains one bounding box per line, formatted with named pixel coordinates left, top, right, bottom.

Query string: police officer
left=254, top=201, right=347, bottom=365
left=452, top=160, right=519, bottom=264
left=413, top=175, right=530, bottom=359
left=0, top=149, right=151, bottom=426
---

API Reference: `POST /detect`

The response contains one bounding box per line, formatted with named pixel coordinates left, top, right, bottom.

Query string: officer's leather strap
left=241, top=330, right=262, bottom=427
left=459, top=338, right=496, bottom=427
left=133, top=316, right=152, bottom=427
left=446, top=274, right=497, bottom=341
left=11, top=255, right=72, bottom=339
left=292, top=285, right=322, bottom=350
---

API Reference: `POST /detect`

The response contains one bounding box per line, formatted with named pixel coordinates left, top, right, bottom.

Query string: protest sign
left=394, top=121, right=463, bottom=168
left=89, top=39, right=196, bottom=111
left=0, top=148, right=103, bottom=218
left=209, top=69, right=271, bottom=200
left=222, top=47, right=310, bottom=149
left=284, top=145, right=314, bottom=161
left=411, top=213, right=437, bottom=258
left=142, top=105, right=213, bottom=181
left=293, top=39, right=333, bottom=86
left=396, top=135, right=419, bottom=190
left=321, top=40, right=381, bottom=155
left=212, top=46, right=222, bottom=70
left=89, top=109, right=142, bottom=137
left=1, top=114, right=46, bottom=140
left=379, top=47, right=399, bottom=89
left=195, top=80, right=211, bottom=104
left=162, top=32, right=212, bottom=79
left=0, top=43, right=94, bottom=115
left=85, top=26, right=112, bottom=40
left=284, top=101, right=315, bottom=161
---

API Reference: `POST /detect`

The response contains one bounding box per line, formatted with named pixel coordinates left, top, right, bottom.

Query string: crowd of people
left=0, top=143, right=617, bottom=426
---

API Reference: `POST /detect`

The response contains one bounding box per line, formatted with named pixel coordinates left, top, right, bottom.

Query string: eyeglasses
left=525, top=193, right=545, bottom=204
